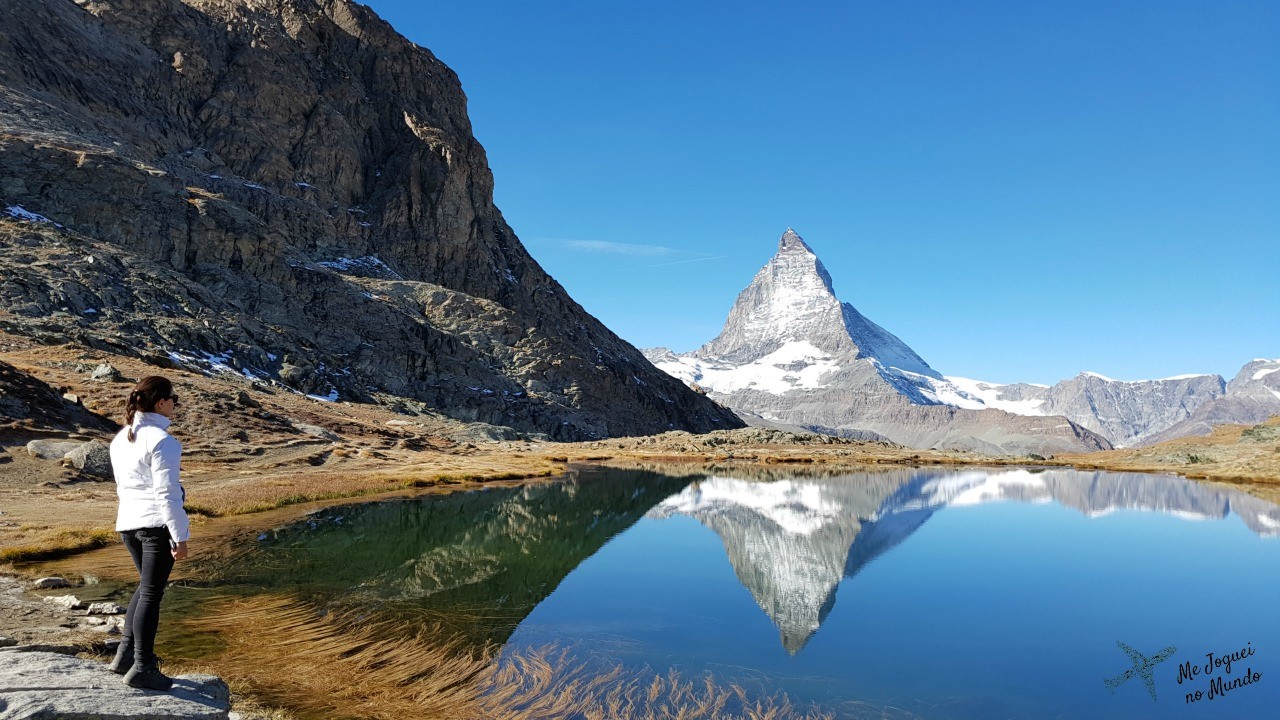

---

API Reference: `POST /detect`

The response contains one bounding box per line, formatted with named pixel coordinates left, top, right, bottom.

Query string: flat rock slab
left=42, top=595, right=83, bottom=610
left=25, top=440, right=82, bottom=460
left=0, top=650, right=229, bottom=719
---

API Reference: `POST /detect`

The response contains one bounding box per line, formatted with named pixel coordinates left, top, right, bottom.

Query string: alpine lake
left=95, top=466, right=1280, bottom=718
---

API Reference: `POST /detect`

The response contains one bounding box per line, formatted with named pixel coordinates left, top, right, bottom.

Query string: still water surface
left=223, top=467, right=1280, bottom=719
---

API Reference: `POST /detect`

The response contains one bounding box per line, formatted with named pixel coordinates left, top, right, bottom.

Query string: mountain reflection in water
left=236, top=465, right=1279, bottom=654
left=232, top=469, right=693, bottom=643
left=647, top=468, right=1280, bottom=653
left=215, top=466, right=1278, bottom=719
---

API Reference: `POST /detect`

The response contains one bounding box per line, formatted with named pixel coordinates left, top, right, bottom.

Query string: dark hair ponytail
left=125, top=376, right=173, bottom=442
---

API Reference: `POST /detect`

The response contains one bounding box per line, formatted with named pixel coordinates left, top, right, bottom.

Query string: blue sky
left=367, top=0, right=1278, bottom=385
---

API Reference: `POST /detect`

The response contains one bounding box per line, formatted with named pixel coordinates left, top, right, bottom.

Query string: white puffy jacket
left=110, top=412, right=190, bottom=542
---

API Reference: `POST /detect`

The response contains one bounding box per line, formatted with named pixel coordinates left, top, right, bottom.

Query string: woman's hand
left=172, top=540, right=189, bottom=560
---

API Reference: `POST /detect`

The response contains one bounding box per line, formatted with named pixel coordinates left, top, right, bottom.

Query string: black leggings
left=120, top=526, right=175, bottom=664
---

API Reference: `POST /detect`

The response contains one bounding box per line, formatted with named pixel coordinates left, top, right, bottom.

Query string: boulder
left=25, top=440, right=81, bottom=460
left=90, top=363, right=123, bottom=382
left=294, top=422, right=340, bottom=442
left=64, top=440, right=113, bottom=479
left=234, top=391, right=260, bottom=409
left=30, top=577, right=70, bottom=590
left=0, top=650, right=230, bottom=719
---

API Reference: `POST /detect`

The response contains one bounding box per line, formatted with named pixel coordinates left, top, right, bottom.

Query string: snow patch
left=653, top=476, right=841, bottom=535
left=5, top=205, right=52, bottom=223
left=655, top=340, right=841, bottom=394
left=1252, top=367, right=1279, bottom=381
left=941, top=376, right=1048, bottom=415
left=317, top=255, right=403, bottom=280
left=882, top=368, right=987, bottom=409
left=939, top=470, right=1049, bottom=507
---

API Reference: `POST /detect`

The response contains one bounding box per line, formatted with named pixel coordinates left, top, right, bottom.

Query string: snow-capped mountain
left=693, top=229, right=937, bottom=378
left=940, top=359, right=1280, bottom=447
left=647, top=230, right=1111, bottom=455
left=647, top=468, right=1280, bottom=654
left=943, top=372, right=1229, bottom=446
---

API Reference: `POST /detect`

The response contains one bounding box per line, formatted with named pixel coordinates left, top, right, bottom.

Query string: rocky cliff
left=649, top=230, right=1110, bottom=455
left=0, top=0, right=741, bottom=439
left=1140, top=359, right=1280, bottom=445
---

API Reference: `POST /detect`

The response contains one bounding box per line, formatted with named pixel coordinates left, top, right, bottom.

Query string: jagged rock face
left=1138, top=359, right=1280, bottom=445
left=1227, top=359, right=1280, bottom=402
left=1043, top=374, right=1226, bottom=446
left=649, top=230, right=1110, bottom=454
left=696, top=229, right=937, bottom=377
left=1031, top=373, right=1226, bottom=446
left=0, top=0, right=741, bottom=440
left=953, top=363, right=1278, bottom=447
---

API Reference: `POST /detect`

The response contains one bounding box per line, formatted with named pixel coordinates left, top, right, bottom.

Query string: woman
left=107, top=375, right=190, bottom=691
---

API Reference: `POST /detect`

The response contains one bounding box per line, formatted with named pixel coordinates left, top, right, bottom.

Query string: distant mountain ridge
left=944, top=359, right=1280, bottom=447
left=648, top=230, right=1111, bottom=455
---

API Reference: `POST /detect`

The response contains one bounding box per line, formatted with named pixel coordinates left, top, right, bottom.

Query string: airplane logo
left=1104, top=640, right=1177, bottom=701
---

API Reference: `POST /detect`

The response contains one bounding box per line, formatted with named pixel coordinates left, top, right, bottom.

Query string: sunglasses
left=165, top=394, right=181, bottom=406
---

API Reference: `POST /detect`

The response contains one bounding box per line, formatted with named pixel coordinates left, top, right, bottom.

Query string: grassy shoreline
left=6, top=431, right=1277, bottom=566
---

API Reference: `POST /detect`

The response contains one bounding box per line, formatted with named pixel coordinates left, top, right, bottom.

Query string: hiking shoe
left=123, top=659, right=173, bottom=691
left=107, top=642, right=133, bottom=675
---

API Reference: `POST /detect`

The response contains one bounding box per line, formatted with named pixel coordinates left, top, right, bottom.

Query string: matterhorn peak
left=693, top=229, right=845, bottom=362
left=645, top=229, right=1114, bottom=454
left=692, top=229, right=938, bottom=381
left=779, top=227, right=813, bottom=253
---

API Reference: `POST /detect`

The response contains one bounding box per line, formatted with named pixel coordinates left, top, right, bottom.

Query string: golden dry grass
left=0, top=527, right=116, bottom=563
left=178, top=461, right=566, bottom=518
left=192, top=595, right=842, bottom=720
